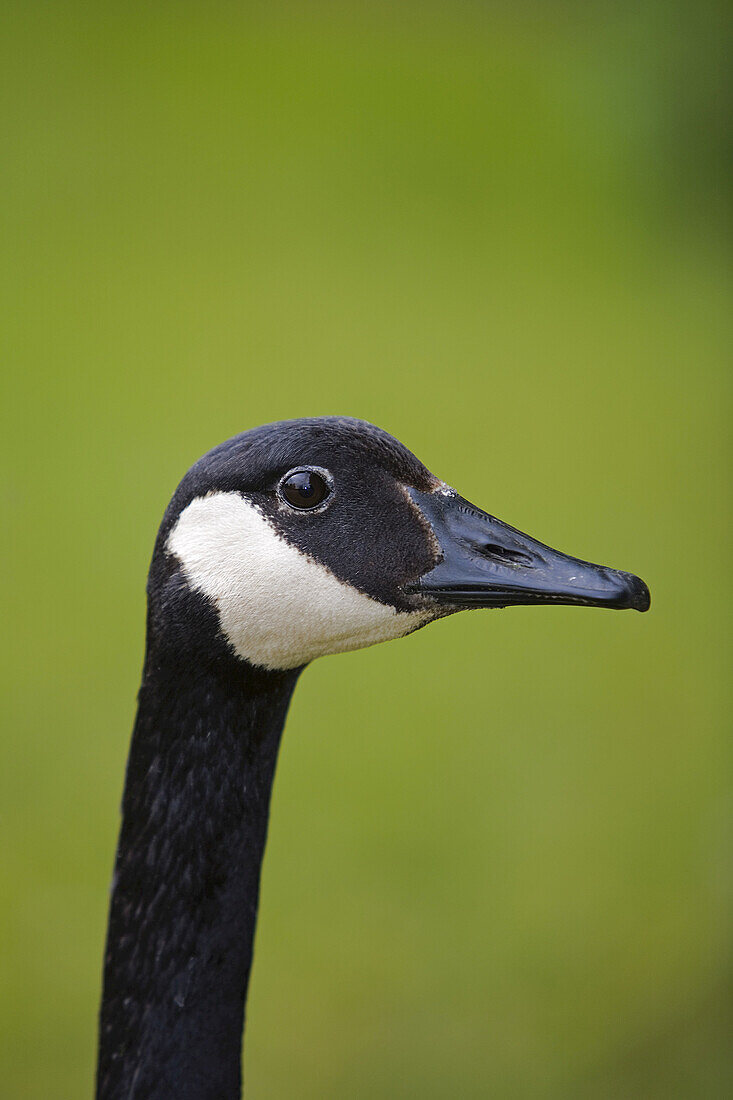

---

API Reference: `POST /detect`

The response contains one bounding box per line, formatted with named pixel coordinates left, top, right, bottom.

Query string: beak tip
left=623, top=573, right=651, bottom=613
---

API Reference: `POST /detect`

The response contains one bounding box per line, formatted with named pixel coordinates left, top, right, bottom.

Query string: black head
left=147, top=416, right=649, bottom=671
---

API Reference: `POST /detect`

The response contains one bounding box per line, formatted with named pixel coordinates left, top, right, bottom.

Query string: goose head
left=152, top=416, right=649, bottom=672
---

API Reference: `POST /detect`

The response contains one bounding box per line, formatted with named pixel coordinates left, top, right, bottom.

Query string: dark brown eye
left=279, top=469, right=331, bottom=510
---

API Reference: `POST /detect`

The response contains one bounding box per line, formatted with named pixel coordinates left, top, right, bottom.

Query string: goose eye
left=279, top=469, right=331, bottom=510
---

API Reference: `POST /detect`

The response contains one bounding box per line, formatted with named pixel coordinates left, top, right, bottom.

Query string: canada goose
left=96, top=416, right=649, bottom=1099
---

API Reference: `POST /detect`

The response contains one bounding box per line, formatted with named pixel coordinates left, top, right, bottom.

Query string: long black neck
left=96, top=648, right=300, bottom=1100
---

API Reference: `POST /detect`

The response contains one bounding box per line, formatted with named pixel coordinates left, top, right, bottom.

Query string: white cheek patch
left=166, top=492, right=432, bottom=671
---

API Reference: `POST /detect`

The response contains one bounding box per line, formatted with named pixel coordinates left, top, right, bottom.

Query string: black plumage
left=96, top=417, right=649, bottom=1099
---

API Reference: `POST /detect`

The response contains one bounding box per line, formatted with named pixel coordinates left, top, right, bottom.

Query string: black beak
left=406, top=489, right=650, bottom=612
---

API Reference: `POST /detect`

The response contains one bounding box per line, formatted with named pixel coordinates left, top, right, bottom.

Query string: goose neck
left=96, top=654, right=300, bottom=1100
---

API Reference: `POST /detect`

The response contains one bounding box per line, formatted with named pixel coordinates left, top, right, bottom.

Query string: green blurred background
left=2, top=2, right=731, bottom=1097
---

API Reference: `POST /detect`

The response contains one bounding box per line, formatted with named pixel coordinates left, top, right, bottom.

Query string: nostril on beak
left=480, top=543, right=534, bottom=567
